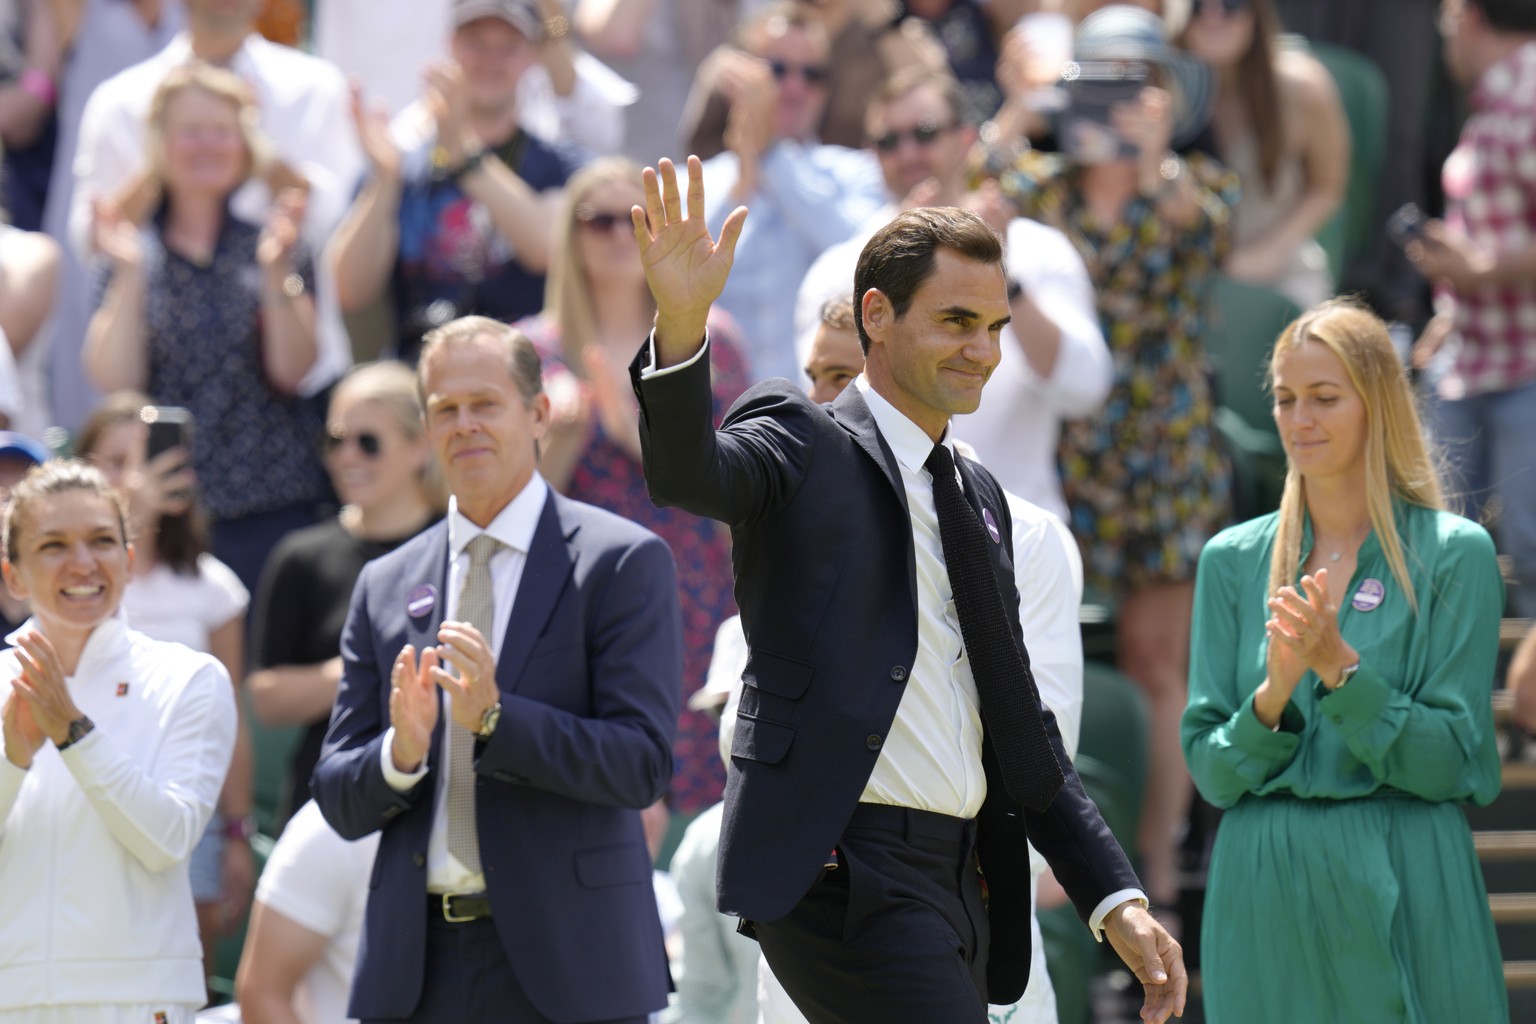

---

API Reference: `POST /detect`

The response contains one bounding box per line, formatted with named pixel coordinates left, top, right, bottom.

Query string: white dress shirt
left=379, top=475, right=550, bottom=893
left=69, top=32, right=363, bottom=397
left=854, top=376, right=987, bottom=818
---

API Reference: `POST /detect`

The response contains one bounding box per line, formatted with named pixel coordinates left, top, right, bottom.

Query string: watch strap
left=56, top=715, right=96, bottom=752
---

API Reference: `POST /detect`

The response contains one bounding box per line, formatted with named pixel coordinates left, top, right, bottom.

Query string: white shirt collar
left=855, top=375, right=952, bottom=477
left=5, top=610, right=132, bottom=678
left=447, top=473, right=550, bottom=560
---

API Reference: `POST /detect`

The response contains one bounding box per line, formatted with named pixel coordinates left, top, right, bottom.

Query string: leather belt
left=430, top=892, right=493, bottom=923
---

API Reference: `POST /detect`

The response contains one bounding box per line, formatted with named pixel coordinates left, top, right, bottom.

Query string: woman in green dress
left=1182, top=300, right=1507, bottom=1022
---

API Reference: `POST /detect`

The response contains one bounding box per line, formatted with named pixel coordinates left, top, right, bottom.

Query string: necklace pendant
left=1329, top=552, right=1342, bottom=563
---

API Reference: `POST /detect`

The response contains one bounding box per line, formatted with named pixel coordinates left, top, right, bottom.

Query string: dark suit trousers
left=752, top=804, right=991, bottom=1024
left=362, top=913, right=648, bottom=1024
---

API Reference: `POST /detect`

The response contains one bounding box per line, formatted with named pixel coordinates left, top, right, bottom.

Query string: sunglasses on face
left=576, top=205, right=643, bottom=234
left=873, top=120, right=956, bottom=153
left=769, top=59, right=830, bottom=85
left=1192, top=0, right=1251, bottom=15
left=323, top=430, right=382, bottom=458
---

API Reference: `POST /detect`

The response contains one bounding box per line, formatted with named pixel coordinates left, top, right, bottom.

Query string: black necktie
left=924, top=443, right=1065, bottom=812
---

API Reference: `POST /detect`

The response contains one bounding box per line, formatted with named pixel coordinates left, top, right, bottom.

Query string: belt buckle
left=441, top=893, right=476, bottom=923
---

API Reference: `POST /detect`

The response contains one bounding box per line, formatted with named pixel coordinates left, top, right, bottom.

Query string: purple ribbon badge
left=981, top=507, right=1002, bottom=544
left=1351, top=578, right=1385, bottom=613
left=407, top=583, right=438, bottom=619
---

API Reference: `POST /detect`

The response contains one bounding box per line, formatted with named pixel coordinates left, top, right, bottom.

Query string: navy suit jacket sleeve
left=311, top=559, right=422, bottom=841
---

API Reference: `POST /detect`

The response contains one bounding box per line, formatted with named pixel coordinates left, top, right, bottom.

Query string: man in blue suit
left=312, top=315, right=683, bottom=1024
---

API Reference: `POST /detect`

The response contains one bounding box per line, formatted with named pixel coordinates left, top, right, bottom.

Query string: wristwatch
left=1331, top=661, right=1361, bottom=690
left=431, top=144, right=489, bottom=184
left=476, top=701, right=502, bottom=739
left=56, top=715, right=95, bottom=752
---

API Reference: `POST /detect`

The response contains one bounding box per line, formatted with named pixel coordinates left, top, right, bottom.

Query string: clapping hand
left=349, top=79, right=401, bottom=183
left=432, top=622, right=500, bottom=734
left=92, top=197, right=143, bottom=272
left=388, top=644, right=440, bottom=773
left=2, top=688, right=44, bottom=770
left=257, top=188, right=307, bottom=272
left=635, top=156, right=748, bottom=364
left=1266, top=567, right=1360, bottom=690
left=12, top=630, right=80, bottom=746
left=424, top=60, right=477, bottom=165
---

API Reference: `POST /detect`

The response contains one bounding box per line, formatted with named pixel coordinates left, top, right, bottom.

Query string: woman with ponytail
left=1182, top=299, right=1507, bottom=1022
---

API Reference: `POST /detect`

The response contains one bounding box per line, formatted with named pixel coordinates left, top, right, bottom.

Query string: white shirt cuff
left=1089, top=888, right=1150, bottom=941
left=639, top=328, right=711, bottom=379
left=380, top=726, right=429, bottom=792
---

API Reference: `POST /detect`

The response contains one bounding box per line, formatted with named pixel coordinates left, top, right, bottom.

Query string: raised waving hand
left=633, top=156, right=748, bottom=367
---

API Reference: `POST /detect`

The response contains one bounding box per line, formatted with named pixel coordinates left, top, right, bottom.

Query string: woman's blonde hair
left=331, top=361, right=448, bottom=514
left=115, top=62, right=305, bottom=225
left=1265, top=299, right=1444, bottom=613
left=543, top=157, right=651, bottom=375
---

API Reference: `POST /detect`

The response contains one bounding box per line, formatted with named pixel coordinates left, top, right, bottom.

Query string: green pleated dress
left=1183, top=501, right=1508, bottom=1023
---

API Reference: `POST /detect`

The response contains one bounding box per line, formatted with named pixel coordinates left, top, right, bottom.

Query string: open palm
left=635, top=156, right=748, bottom=354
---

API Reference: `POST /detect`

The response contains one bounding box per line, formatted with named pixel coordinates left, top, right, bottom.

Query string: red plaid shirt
left=1439, top=41, right=1536, bottom=400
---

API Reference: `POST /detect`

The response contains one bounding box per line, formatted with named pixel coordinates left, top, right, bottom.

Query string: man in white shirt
left=67, top=0, right=362, bottom=423
left=234, top=800, right=381, bottom=1024
left=795, top=66, right=1112, bottom=522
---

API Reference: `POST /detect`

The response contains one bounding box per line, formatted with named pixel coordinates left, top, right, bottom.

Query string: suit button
left=412, top=852, right=425, bottom=868
left=865, top=734, right=883, bottom=751
left=889, top=666, right=908, bottom=682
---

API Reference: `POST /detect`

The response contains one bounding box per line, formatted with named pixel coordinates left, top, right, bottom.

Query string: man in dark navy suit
left=630, top=158, right=1187, bottom=1024
left=313, top=315, right=683, bottom=1024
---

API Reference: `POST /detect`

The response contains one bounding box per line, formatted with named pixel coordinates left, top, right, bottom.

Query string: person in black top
left=249, top=361, right=443, bottom=826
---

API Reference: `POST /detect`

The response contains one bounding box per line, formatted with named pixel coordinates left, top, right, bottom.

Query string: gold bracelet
left=544, top=14, right=570, bottom=40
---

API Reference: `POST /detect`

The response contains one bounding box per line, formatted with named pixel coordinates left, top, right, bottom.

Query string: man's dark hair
left=1471, top=0, right=1536, bottom=32
left=852, top=207, right=1003, bottom=354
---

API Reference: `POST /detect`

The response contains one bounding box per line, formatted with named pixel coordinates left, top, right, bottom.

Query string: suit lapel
left=830, top=383, right=907, bottom=510
left=496, top=491, right=577, bottom=693
left=829, top=384, right=918, bottom=613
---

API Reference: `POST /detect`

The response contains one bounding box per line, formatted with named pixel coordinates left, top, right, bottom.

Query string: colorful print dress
left=999, top=152, right=1237, bottom=594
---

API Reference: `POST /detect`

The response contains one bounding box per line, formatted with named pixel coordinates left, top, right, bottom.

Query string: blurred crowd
left=0, top=0, right=1532, bottom=1021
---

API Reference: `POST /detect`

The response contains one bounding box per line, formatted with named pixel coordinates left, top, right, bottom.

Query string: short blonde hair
left=417, top=316, right=543, bottom=405
left=117, top=62, right=303, bottom=224
left=332, top=361, right=449, bottom=513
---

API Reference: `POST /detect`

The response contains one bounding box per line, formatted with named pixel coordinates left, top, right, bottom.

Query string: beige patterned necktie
left=447, top=534, right=500, bottom=876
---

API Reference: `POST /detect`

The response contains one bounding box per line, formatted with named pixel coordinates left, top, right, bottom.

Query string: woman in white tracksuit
left=0, top=460, right=237, bottom=1024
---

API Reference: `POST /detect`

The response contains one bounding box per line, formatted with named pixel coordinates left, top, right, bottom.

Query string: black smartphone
left=141, top=406, right=193, bottom=462
left=1059, top=60, right=1148, bottom=163
left=1386, top=203, right=1427, bottom=249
